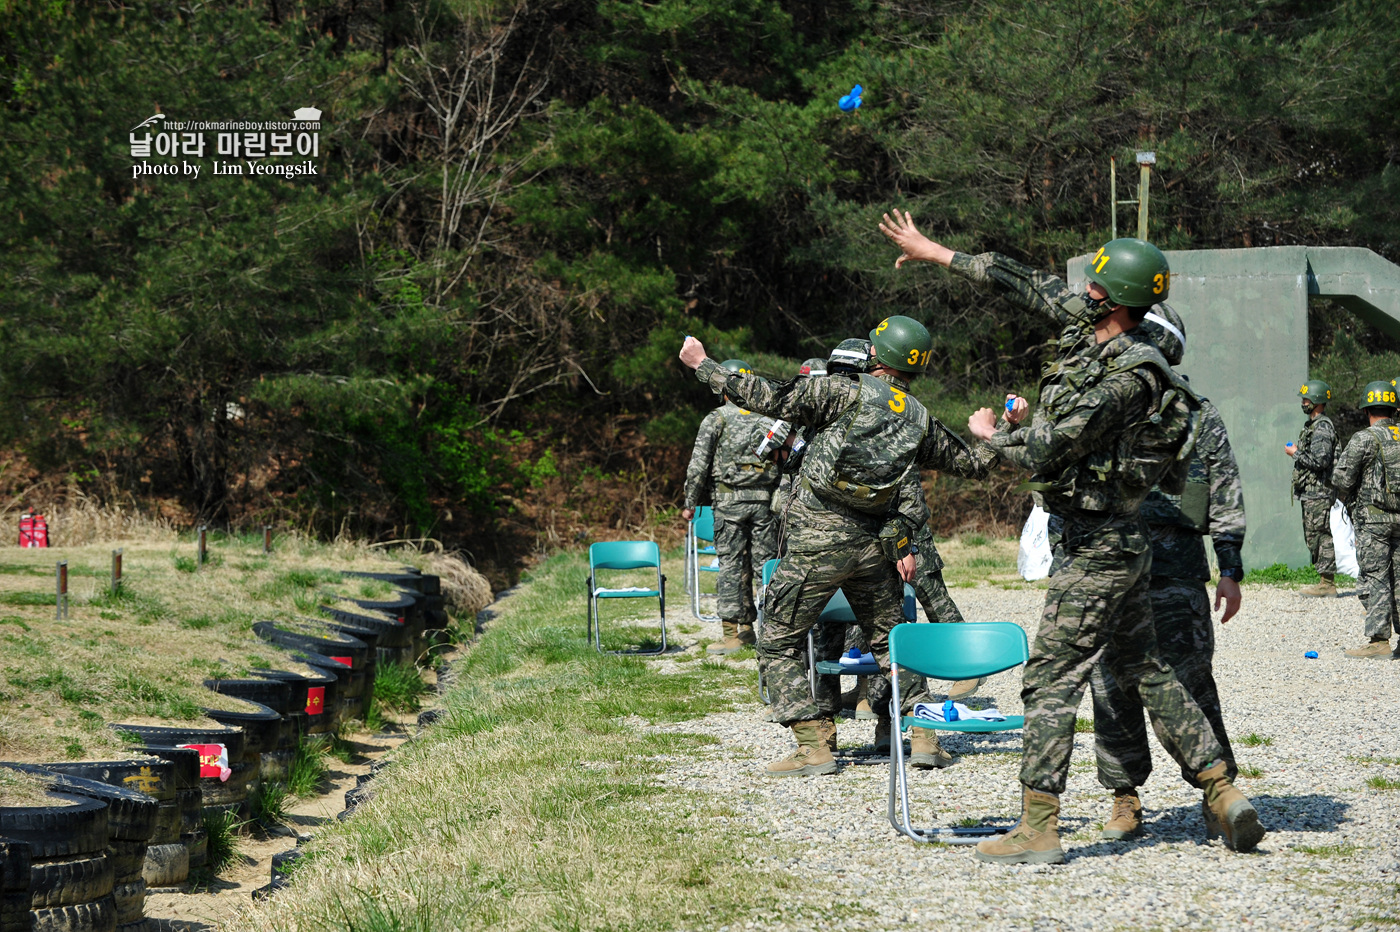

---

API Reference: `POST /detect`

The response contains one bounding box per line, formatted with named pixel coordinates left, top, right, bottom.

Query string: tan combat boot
left=854, top=676, right=879, bottom=719
left=974, top=787, right=1065, bottom=864
left=873, top=718, right=892, bottom=753
left=765, top=720, right=838, bottom=777
left=1100, top=788, right=1143, bottom=840
left=707, top=621, right=744, bottom=655
left=1198, top=761, right=1266, bottom=852
left=817, top=718, right=838, bottom=753
left=736, top=624, right=757, bottom=646
left=1299, top=574, right=1336, bottom=597
left=1344, top=637, right=1392, bottom=659
left=946, top=677, right=986, bottom=701
left=909, top=727, right=954, bottom=769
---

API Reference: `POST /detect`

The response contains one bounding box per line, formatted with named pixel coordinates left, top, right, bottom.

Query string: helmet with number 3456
left=1085, top=237, right=1171, bottom=307
left=868, top=315, right=933, bottom=375
left=1360, top=380, right=1398, bottom=411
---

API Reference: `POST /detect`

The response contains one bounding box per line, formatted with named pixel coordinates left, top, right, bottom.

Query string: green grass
left=198, top=809, right=244, bottom=879
left=1239, top=765, right=1263, bottom=778
left=223, top=549, right=803, bottom=932
left=374, top=661, right=430, bottom=713
left=1075, top=717, right=1094, bottom=733
left=1240, top=733, right=1273, bottom=747
left=0, top=591, right=56, bottom=607
left=288, top=736, right=330, bottom=797
left=1366, top=775, right=1400, bottom=790
left=1294, top=843, right=1358, bottom=857
left=1242, top=562, right=1356, bottom=587
left=1349, top=755, right=1400, bottom=766
left=250, top=780, right=289, bottom=825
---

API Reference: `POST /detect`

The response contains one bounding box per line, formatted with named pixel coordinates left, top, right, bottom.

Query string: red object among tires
left=18, top=513, right=48, bottom=548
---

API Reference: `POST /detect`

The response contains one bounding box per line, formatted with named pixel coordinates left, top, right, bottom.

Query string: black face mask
left=1081, top=291, right=1112, bottom=322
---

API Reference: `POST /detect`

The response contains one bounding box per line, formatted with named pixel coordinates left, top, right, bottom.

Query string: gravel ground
left=646, top=583, right=1400, bottom=931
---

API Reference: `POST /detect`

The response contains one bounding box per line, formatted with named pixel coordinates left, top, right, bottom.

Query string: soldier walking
left=682, top=359, right=782, bottom=655
left=1330, top=381, right=1400, bottom=659
left=882, top=212, right=1265, bottom=863
left=679, top=320, right=998, bottom=777
left=1088, top=305, right=1248, bottom=840
left=1289, top=381, right=1339, bottom=596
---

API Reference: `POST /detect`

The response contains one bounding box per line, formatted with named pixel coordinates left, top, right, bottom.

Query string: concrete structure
left=1066, top=246, right=1400, bottom=571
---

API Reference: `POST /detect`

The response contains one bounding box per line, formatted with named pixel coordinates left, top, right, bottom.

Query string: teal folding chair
left=807, top=583, right=917, bottom=695
left=886, top=621, right=1029, bottom=844
left=685, top=506, right=720, bottom=622
left=587, top=541, right=667, bottom=655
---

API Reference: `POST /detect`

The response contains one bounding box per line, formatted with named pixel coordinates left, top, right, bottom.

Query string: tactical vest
left=1032, top=336, right=1201, bottom=515
left=1363, top=422, right=1400, bottom=514
left=1291, top=414, right=1335, bottom=498
left=802, top=374, right=929, bottom=515
left=712, top=404, right=779, bottom=500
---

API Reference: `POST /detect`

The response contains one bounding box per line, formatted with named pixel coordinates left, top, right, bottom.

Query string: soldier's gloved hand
left=878, top=521, right=913, bottom=562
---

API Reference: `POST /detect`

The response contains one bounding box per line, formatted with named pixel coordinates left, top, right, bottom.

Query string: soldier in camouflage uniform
left=1330, top=381, right=1400, bottom=659
left=679, top=319, right=1000, bottom=777
left=1087, top=305, right=1248, bottom=840
left=1289, top=380, right=1339, bottom=596
left=683, top=359, right=782, bottom=655
left=882, top=211, right=1264, bottom=863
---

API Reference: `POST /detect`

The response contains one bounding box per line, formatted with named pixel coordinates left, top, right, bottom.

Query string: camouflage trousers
left=1020, top=514, right=1225, bottom=794
left=1090, top=576, right=1236, bottom=790
left=1301, top=498, right=1336, bottom=577
left=713, top=501, right=778, bottom=626
left=759, top=539, right=930, bottom=725
left=1356, top=516, right=1400, bottom=640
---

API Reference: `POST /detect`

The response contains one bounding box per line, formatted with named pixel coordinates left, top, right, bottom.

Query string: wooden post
left=112, top=549, right=123, bottom=593
left=56, top=561, right=68, bottom=620
left=263, top=525, right=273, bottom=554
left=198, top=526, right=207, bottom=567
left=1136, top=151, right=1155, bottom=241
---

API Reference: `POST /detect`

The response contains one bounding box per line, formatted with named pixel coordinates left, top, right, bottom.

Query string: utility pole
left=1110, top=151, right=1155, bottom=241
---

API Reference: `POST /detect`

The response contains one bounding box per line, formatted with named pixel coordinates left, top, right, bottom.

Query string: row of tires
left=0, top=567, right=448, bottom=932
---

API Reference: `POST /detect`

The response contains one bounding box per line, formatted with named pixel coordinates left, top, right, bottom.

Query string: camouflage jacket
left=683, top=402, right=781, bottom=510
left=1332, top=418, right=1400, bottom=523
left=950, top=251, right=1193, bottom=518
left=1140, top=399, right=1246, bottom=581
left=696, top=358, right=993, bottom=552
left=1292, top=414, right=1337, bottom=501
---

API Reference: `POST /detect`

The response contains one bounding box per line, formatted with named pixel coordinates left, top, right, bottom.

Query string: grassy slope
left=0, top=530, right=447, bottom=762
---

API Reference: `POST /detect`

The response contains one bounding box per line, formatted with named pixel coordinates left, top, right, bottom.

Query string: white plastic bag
left=1018, top=505, right=1053, bottom=581
left=1330, top=500, right=1359, bottom=578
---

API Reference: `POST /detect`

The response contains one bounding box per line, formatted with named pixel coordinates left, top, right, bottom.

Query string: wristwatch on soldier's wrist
left=1218, top=567, right=1243, bottom=582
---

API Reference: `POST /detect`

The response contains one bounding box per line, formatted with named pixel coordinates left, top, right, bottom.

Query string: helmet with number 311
left=1085, top=237, right=1171, bottom=307
left=868, top=315, right=933, bottom=375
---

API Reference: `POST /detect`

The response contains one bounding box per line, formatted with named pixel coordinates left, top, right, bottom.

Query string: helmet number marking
left=1092, top=249, right=1110, bottom=273
left=888, top=387, right=907, bottom=413
left=905, top=348, right=931, bottom=367
left=1152, top=272, right=1169, bottom=295
left=1368, top=390, right=1398, bottom=405
left=875, top=319, right=889, bottom=334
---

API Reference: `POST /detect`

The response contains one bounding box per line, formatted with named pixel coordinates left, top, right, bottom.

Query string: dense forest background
left=2, top=0, right=1398, bottom=581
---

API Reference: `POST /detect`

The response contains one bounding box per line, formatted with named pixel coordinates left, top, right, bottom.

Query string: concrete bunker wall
left=1065, top=246, right=1400, bottom=571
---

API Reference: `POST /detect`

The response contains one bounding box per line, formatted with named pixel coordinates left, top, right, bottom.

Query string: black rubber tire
left=182, top=831, right=207, bottom=871
left=0, top=794, right=106, bottom=860
left=319, top=606, right=411, bottom=649
left=200, top=703, right=281, bottom=758
left=140, top=840, right=188, bottom=888
left=269, top=848, right=302, bottom=882
left=120, top=748, right=198, bottom=793
left=318, top=619, right=382, bottom=655
left=115, top=922, right=148, bottom=932
left=341, top=569, right=426, bottom=594
left=108, top=726, right=245, bottom=767
left=0, top=892, right=27, bottom=932
left=199, top=761, right=254, bottom=808
left=172, top=789, right=201, bottom=837
left=36, top=759, right=173, bottom=804
left=110, top=878, right=144, bottom=925
left=202, top=678, right=294, bottom=716
left=31, top=853, right=114, bottom=908
left=1, top=766, right=157, bottom=845
left=30, top=894, right=117, bottom=932
left=106, top=840, right=145, bottom=884
left=0, top=837, right=30, bottom=932
left=251, top=622, right=367, bottom=670
left=248, top=670, right=322, bottom=725
left=146, top=803, right=179, bottom=847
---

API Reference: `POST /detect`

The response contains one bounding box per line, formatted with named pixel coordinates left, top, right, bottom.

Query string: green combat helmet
left=1085, top=237, right=1171, bottom=308
left=798, top=358, right=827, bottom=378
left=1298, top=380, right=1332, bottom=405
left=827, top=338, right=873, bottom=377
left=869, top=316, right=933, bottom=375
left=721, top=359, right=755, bottom=375
left=1360, top=380, right=1397, bottom=411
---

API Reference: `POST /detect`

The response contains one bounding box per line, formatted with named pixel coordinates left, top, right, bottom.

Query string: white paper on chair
left=709, top=558, right=720, bottom=568
left=913, top=701, right=1006, bottom=723
left=595, top=586, right=656, bottom=595
left=1018, top=505, right=1053, bottom=581
left=1330, top=500, right=1359, bottom=578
